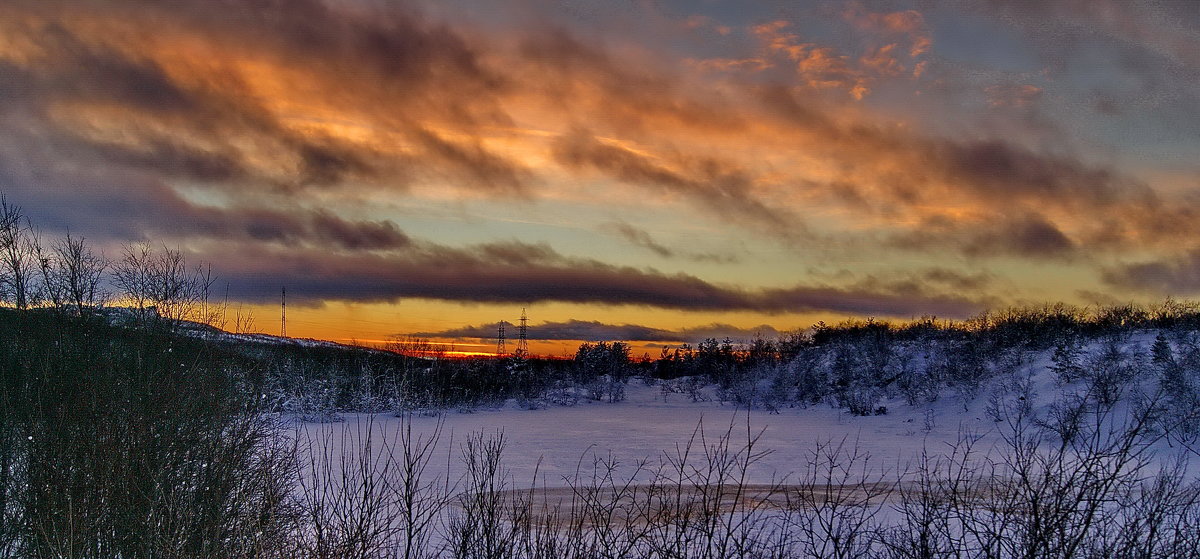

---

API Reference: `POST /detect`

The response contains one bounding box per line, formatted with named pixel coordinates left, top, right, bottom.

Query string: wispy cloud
left=552, top=131, right=804, bottom=242
left=601, top=221, right=739, bottom=263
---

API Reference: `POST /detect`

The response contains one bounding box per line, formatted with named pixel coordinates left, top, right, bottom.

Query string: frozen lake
left=292, top=379, right=1013, bottom=490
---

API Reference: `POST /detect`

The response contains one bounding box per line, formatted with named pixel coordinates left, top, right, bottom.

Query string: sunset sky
left=2, top=0, right=1199, bottom=355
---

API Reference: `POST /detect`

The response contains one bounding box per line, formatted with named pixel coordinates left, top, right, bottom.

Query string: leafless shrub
left=446, top=431, right=524, bottom=559
left=294, top=415, right=450, bottom=559
left=782, top=436, right=893, bottom=559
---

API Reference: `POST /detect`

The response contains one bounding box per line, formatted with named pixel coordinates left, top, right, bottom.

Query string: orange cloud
left=750, top=21, right=868, bottom=98
left=860, top=43, right=905, bottom=77
left=747, top=13, right=930, bottom=101
left=842, top=3, right=932, bottom=57
left=0, top=0, right=1192, bottom=307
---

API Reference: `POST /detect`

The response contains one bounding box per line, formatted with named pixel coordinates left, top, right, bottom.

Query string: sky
left=2, top=0, right=1199, bottom=356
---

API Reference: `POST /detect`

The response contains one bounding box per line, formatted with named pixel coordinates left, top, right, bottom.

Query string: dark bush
left=0, top=308, right=296, bottom=558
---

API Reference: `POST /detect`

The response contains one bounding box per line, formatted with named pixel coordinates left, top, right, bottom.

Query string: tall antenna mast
left=515, top=308, right=529, bottom=358
left=281, top=286, right=287, bottom=338
left=496, top=321, right=507, bottom=356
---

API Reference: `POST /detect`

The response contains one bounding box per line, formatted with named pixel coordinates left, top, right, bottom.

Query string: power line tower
left=496, top=321, right=507, bottom=356
left=280, top=286, right=287, bottom=338
left=515, top=308, right=529, bottom=359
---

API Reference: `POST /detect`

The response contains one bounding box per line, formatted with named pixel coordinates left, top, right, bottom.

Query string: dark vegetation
left=0, top=309, right=295, bottom=557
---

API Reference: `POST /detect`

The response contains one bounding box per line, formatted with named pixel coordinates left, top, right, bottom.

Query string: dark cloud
left=932, top=139, right=1140, bottom=207
left=79, top=0, right=501, bottom=98
left=73, top=138, right=251, bottom=184
left=208, top=241, right=729, bottom=307
left=408, top=126, right=531, bottom=194
left=922, top=268, right=993, bottom=291
left=203, top=238, right=983, bottom=318
left=170, top=206, right=413, bottom=252
left=414, top=319, right=678, bottom=342
left=962, top=214, right=1076, bottom=259
left=27, top=21, right=199, bottom=113
left=810, top=267, right=995, bottom=299
left=413, top=319, right=784, bottom=343
left=0, top=160, right=410, bottom=252
left=1102, top=251, right=1200, bottom=295
left=290, top=140, right=382, bottom=188
left=674, top=323, right=783, bottom=341
left=889, top=213, right=1077, bottom=260
left=0, top=23, right=345, bottom=188
left=308, top=212, right=411, bottom=251
left=474, top=241, right=561, bottom=266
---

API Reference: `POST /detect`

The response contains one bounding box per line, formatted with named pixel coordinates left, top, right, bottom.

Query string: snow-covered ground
left=293, top=330, right=1198, bottom=490
left=296, top=379, right=1013, bottom=490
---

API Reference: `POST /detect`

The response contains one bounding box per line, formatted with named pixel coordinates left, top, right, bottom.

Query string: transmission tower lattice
left=515, top=308, right=529, bottom=358
left=496, top=321, right=507, bottom=356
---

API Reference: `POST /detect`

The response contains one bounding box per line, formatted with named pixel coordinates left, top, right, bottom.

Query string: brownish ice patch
left=457, top=482, right=915, bottom=528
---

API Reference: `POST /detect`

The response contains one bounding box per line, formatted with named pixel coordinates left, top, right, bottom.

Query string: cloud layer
left=1, top=0, right=1197, bottom=333
left=414, top=319, right=783, bottom=344
left=210, top=238, right=984, bottom=317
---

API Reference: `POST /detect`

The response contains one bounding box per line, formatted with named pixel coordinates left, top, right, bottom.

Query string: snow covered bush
left=1050, top=336, right=1086, bottom=384
left=1083, top=335, right=1142, bottom=407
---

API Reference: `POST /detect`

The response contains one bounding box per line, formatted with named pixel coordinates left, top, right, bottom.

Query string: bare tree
left=40, top=232, right=108, bottom=316
left=0, top=196, right=39, bottom=309
left=197, top=263, right=220, bottom=326
left=234, top=304, right=256, bottom=334
left=112, top=242, right=207, bottom=324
